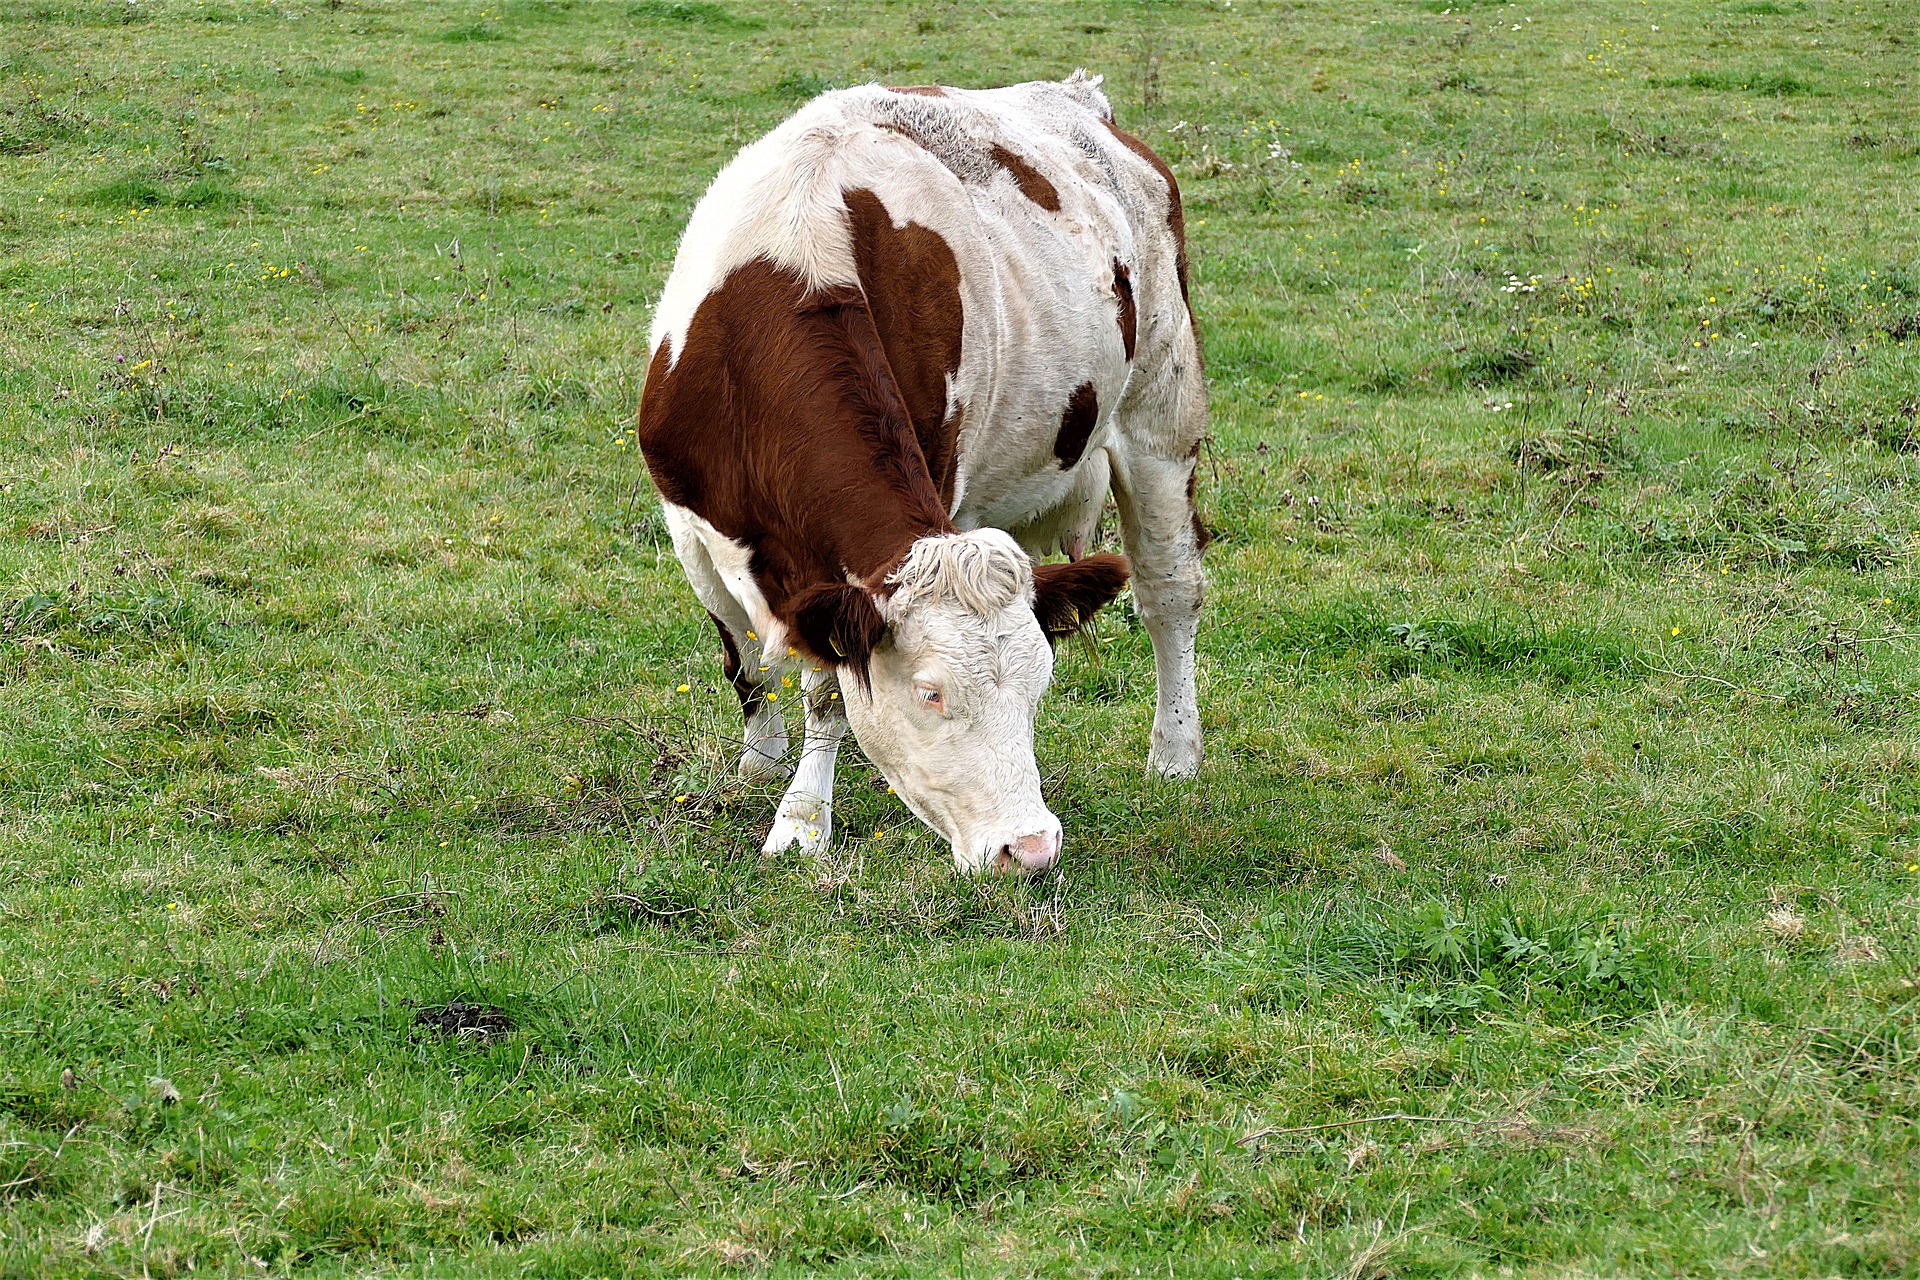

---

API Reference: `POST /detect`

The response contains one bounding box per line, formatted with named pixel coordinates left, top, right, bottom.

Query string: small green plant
left=1454, top=341, right=1537, bottom=386
left=442, top=22, right=505, bottom=42
left=1507, top=422, right=1634, bottom=475
left=1678, top=68, right=1818, bottom=96
left=1213, top=898, right=1667, bottom=1026
left=627, top=0, right=762, bottom=27
left=772, top=70, right=833, bottom=98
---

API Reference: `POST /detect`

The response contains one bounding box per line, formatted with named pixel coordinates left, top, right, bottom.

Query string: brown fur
left=988, top=144, right=1061, bottom=211
left=890, top=85, right=948, bottom=97
left=1032, top=554, right=1131, bottom=639
left=789, top=583, right=889, bottom=686
left=636, top=258, right=954, bottom=672
left=1186, top=447, right=1213, bottom=552
left=1112, top=258, right=1137, bottom=361
left=1053, top=381, right=1100, bottom=468
left=873, top=112, right=1062, bottom=216
left=843, top=189, right=966, bottom=507
left=872, top=118, right=987, bottom=186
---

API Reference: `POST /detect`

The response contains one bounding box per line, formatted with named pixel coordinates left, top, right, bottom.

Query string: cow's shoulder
left=637, top=253, right=952, bottom=610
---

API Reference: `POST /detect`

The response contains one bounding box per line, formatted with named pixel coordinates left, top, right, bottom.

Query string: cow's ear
left=1031, top=554, right=1130, bottom=641
left=789, top=583, right=888, bottom=682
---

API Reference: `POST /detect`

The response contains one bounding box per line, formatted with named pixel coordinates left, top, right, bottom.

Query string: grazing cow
left=637, top=72, right=1207, bottom=875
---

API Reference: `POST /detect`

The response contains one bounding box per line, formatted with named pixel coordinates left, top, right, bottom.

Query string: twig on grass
left=0, top=1124, right=80, bottom=1194
left=1634, top=655, right=1787, bottom=701
left=1343, top=1220, right=1413, bottom=1280
left=310, top=890, right=462, bottom=963
left=1237, top=1112, right=1481, bottom=1148
left=1781, top=630, right=1920, bottom=657
left=141, top=1181, right=187, bottom=1252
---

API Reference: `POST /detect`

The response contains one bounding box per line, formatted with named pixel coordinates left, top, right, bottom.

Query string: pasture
left=2, top=0, right=1917, bottom=1274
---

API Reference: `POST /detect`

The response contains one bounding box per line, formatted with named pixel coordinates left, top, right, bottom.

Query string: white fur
left=662, top=500, right=793, bottom=778
left=662, top=501, right=783, bottom=651
left=652, top=74, right=1209, bottom=866
left=887, top=528, right=1030, bottom=615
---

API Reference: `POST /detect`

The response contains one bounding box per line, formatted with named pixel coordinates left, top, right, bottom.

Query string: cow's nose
left=994, top=830, right=1061, bottom=876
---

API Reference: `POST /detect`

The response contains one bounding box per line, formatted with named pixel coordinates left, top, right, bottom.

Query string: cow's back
left=647, top=74, right=1199, bottom=551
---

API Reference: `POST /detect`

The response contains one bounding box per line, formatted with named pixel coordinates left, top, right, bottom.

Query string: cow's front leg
left=1112, top=449, right=1207, bottom=777
left=707, top=612, right=790, bottom=780
left=762, top=667, right=846, bottom=856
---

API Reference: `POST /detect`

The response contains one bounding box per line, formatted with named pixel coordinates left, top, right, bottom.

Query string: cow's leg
left=763, top=666, right=846, bottom=856
left=706, top=612, right=790, bottom=780
left=1111, top=447, right=1207, bottom=777
left=662, top=503, right=790, bottom=779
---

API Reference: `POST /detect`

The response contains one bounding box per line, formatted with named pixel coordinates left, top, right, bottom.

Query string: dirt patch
left=412, top=1002, right=512, bottom=1043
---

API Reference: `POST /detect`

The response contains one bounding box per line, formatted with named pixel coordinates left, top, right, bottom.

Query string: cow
left=636, top=72, right=1208, bottom=876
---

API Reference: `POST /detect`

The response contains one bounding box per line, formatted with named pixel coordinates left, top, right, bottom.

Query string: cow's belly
left=952, top=442, right=1102, bottom=530
left=953, top=446, right=1113, bottom=560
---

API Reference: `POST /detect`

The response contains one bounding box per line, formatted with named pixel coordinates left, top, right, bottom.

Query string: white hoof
left=739, top=707, right=789, bottom=780
left=762, top=795, right=831, bottom=856
left=1148, top=736, right=1203, bottom=778
left=738, top=743, right=791, bottom=782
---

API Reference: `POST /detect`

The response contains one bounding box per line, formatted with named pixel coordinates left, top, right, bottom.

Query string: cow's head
left=791, top=530, right=1129, bottom=875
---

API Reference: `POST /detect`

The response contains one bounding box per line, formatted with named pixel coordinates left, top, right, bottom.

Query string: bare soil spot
left=413, top=1001, right=512, bottom=1043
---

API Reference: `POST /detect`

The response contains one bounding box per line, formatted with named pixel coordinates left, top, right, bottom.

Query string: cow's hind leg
left=1111, top=447, right=1207, bottom=777
left=762, top=667, right=846, bottom=856
left=707, top=612, right=790, bottom=780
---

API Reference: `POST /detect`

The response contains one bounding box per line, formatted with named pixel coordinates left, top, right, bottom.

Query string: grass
left=1, top=0, right=1917, bottom=1275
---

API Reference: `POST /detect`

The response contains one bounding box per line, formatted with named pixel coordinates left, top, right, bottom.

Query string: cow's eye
left=914, top=683, right=945, bottom=713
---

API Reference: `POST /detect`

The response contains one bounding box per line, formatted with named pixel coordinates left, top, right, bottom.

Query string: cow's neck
left=768, top=328, right=955, bottom=601
left=778, top=371, right=954, bottom=594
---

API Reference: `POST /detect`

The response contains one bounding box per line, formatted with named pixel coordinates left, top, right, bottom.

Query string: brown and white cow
left=636, top=72, right=1207, bottom=875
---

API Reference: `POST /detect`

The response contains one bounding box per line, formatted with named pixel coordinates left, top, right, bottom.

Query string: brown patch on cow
left=1186, top=444, right=1213, bottom=552
left=935, top=399, right=966, bottom=503
left=636, top=258, right=953, bottom=673
left=871, top=116, right=983, bottom=186
left=1101, top=119, right=1194, bottom=315
left=708, top=610, right=767, bottom=721
left=988, top=144, right=1060, bottom=211
left=872, top=109, right=1060, bottom=220
left=1112, top=259, right=1137, bottom=361
left=1054, top=382, right=1100, bottom=469
left=1189, top=507, right=1213, bottom=553
left=842, top=188, right=965, bottom=508
left=890, top=85, right=948, bottom=97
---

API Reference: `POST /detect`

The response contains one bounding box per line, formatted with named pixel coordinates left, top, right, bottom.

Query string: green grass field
left=3, top=0, right=1918, bottom=1274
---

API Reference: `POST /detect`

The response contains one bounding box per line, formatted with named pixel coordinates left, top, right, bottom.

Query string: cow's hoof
left=740, top=708, right=789, bottom=781
left=762, top=797, right=831, bottom=856
left=1147, top=739, right=1203, bottom=779
left=738, top=746, right=792, bottom=782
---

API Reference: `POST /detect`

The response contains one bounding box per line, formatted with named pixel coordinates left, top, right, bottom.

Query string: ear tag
left=830, top=637, right=846, bottom=657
